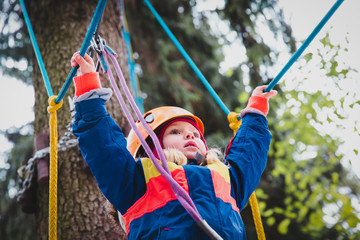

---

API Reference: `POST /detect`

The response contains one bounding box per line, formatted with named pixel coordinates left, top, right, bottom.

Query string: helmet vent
left=144, top=113, right=154, bottom=123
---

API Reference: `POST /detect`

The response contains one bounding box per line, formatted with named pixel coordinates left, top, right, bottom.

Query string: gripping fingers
left=71, top=52, right=80, bottom=68
left=70, top=51, right=96, bottom=75
left=83, top=53, right=93, bottom=64
left=252, top=85, right=278, bottom=99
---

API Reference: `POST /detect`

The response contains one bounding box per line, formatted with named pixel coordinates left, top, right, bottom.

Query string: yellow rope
left=227, top=112, right=266, bottom=240
left=47, top=96, right=63, bottom=240
left=249, top=192, right=266, bottom=239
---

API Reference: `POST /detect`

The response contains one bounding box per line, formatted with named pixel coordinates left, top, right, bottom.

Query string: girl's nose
left=185, top=131, right=194, bottom=139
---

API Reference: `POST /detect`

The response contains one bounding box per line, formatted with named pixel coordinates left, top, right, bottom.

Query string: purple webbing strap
left=100, top=48, right=202, bottom=223
left=105, top=50, right=170, bottom=174
left=102, top=49, right=201, bottom=222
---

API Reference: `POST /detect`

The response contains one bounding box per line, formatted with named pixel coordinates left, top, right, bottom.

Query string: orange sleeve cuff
left=73, top=72, right=102, bottom=97
left=245, top=96, right=269, bottom=116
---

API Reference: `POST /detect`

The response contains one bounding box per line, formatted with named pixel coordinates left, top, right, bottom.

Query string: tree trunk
left=29, top=0, right=129, bottom=238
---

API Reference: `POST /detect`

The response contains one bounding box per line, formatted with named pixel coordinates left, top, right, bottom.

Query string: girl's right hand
left=251, top=85, right=277, bottom=100
left=71, top=52, right=96, bottom=76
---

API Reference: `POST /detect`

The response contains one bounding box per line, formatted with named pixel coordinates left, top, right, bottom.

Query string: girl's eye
left=170, top=129, right=180, bottom=134
left=193, top=132, right=200, bottom=138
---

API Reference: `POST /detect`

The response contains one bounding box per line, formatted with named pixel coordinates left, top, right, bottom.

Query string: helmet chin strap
left=97, top=46, right=223, bottom=239
left=195, top=152, right=207, bottom=166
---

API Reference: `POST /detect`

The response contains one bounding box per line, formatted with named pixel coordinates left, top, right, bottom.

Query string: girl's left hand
left=251, top=85, right=277, bottom=100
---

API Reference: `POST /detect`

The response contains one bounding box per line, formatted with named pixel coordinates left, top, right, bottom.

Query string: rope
left=102, top=47, right=197, bottom=216
left=228, top=112, right=265, bottom=240
left=55, top=0, right=108, bottom=104
left=227, top=112, right=242, bottom=135
left=99, top=46, right=223, bottom=239
left=47, top=96, right=63, bottom=240
left=143, top=0, right=230, bottom=115
left=145, top=0, right=344, bottom=237
left=19, top=0, right=53, bottom=97
left=118, top=0, right=144, bottom=113
left=264, top=0, right=344, bottom=92
left=249, top=193, right=266, bottom=240
left=20, top=1, right=109, bottom=238
left=145, top=0, right=264, bottom=238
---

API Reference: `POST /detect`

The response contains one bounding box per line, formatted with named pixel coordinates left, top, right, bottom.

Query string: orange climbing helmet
left=126, top=106, right=205, bottom=158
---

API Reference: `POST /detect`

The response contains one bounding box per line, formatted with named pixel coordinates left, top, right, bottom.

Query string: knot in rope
left=227, top=112, right=242, bottom=134
left=47, top=95, right=63, bottom=114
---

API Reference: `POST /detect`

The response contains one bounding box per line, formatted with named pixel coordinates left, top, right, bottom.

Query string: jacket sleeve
left=72, top=97, right=146, bottom=214
left=225, top=113, right=271, bottom=210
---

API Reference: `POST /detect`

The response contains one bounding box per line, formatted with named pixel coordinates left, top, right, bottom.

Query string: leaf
left=309, top=212, right=324, bottom=230
left=347, top=216, right=360, bottom=228
left=278, top=218, right=291, bottom=235
left=263, top=209, right=274, bottom=217
left=266, top=217, right=276, bottom=226
left=304, top=52, right=313, bottom=63
left=331, top=173, right=339, bottom=184
left=255, top=188, right=268, bottom=200
left=238, top=91, right=249, bottom=104
left=225, top=68, right=234, bottom=77
left=298, top=206, right=309, bottom=221
left=294, top=171, right=301, bottom=180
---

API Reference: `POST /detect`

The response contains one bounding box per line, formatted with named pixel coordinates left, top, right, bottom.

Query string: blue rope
left=55, top=0, right=108, bottom=104
left=264, top=0, right=344, bottom=92
left=119, top=0, right=144, bottom=113
left=143, top=0, right=230, bottom=116
left=19, top=0, right=53, bottom=97
left=122, top=29, right=144, bottom=113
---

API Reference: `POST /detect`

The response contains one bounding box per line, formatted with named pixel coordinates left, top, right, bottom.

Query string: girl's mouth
left=185, top=141, right=197, bottom=148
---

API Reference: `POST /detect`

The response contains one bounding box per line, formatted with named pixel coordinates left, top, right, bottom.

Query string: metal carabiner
left=89, top=35, right=108, bottom=72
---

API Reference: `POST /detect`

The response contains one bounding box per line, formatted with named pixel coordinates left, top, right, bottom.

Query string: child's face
left=162, top=121, right=206, bottom=159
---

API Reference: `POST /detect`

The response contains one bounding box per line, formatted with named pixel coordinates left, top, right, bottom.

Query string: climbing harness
left=143, top=0, right=344, bottom=239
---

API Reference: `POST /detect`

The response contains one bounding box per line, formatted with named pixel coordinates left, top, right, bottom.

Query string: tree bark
left=29, top=0, right=129, bottom=238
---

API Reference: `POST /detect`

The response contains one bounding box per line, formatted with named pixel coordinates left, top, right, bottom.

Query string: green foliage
left=2, top=0, right=359, bottom=239
left=0, top=124, right=35, bottom=240
left=218, top=0, right=296, bottom=88
left=258, top=33, right=360, bottom=239
left=0, top=0, right=33, bottom=84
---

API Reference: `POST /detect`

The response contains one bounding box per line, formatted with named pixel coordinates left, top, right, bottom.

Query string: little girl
left=71, top=52, right=277, bottom=239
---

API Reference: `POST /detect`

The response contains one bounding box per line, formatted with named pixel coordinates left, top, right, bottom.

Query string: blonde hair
left=164, top=148, right=225, bottom=166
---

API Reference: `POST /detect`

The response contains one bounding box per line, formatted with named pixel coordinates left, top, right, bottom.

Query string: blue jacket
left=73, top=98, right=272, bottom=239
